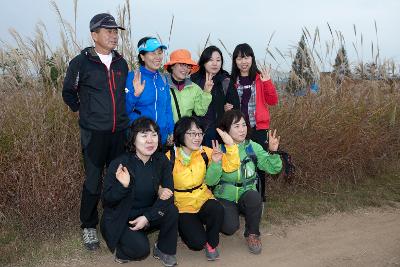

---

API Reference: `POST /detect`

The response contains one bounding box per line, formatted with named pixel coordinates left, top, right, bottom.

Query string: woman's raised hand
left=211, top=140, right=223, bottom=163
left=133, top=70, right=146, bottom=97
left=116, top=164, right=130, bottom=188
left=260, top=65, right=271, bottom=82
left=204, top=72, right=214, bottom=93
left=216, top=128, right=234, bottom=146
left=268, top=129, right=280, bottom=152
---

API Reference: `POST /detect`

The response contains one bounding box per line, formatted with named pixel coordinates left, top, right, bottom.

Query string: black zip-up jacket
left=62, top=47, right=129, bottom=132
left=100, top=152, right=174, bottom=251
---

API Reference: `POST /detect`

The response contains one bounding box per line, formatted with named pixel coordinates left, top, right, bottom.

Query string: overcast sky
left=1, top=0, right=399, bottom=72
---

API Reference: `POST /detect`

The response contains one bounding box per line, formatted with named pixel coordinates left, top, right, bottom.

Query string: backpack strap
left=240, top=141, right=259, bottom=190
left=169, top=146, right=176, bottom=170
left=170, top=88, right=181, bottom=120
left=169, top=147, right=209, bottom=170
left=200, top=150, right=209, bottom=167
left=244, top=141, right=258, bottom=168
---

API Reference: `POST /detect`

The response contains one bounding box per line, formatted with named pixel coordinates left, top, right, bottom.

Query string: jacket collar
left=176, top=147, right=204, bottom=165
left=166, top=73, right=192, bottom=90
left=82, top=47, right=122, bottom=61
left=139, top=65, right=159, bottom=77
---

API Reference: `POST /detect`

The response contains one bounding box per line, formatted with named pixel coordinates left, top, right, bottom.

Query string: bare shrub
left=272, top=75, right=400, bottom=191
left=0, top=89, right=82, bottom=236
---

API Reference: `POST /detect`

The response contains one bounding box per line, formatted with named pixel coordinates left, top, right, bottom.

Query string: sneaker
left=82, top=228, right=100, bottom=251
left=204, top=242, right=220, bottom=261
left=246, top=234, right=262, bottom=254
left=153, top=243, right=177, bottom=266
left=114, top=257, right=131, bottom=264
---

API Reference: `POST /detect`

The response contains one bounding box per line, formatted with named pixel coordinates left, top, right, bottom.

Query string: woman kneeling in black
left=101, top=117, right=178, bottom=266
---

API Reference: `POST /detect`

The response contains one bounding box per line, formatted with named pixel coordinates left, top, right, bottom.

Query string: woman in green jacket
left=164, top=49, right=213, bottom=122
left=206, top=110, right=282, bottom=255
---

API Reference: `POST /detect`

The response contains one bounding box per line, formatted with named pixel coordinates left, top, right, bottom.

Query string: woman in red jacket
left=226, top=43, right=278, bottom=201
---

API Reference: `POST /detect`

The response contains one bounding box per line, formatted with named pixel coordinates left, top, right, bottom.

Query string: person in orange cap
left=164, top=49, right=212, bottom=123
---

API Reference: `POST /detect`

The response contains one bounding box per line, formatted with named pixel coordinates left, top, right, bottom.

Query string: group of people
left=62, top=13, right=283, bottom=266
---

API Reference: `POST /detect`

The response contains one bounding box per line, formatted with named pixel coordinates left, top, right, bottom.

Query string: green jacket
left=206, top=140, right=282, bottom=202
left=167, top=74, right=212, bottom=122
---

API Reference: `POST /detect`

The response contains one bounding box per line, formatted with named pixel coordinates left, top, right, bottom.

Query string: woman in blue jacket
left=126, top=37, right=174, bottom=145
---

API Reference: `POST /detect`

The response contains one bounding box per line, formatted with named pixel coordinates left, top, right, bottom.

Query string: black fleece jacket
left=100, top=151, right=174, bottom=251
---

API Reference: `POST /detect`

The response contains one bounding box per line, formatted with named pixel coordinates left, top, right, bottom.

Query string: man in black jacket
left=62, top=13, right=129, bottom=251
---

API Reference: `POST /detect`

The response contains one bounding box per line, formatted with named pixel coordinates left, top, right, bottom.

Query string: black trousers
left=178, top=199, right=224, bottom=250
left=219, top=190, right=262, bottom=237
left=80, top=128, right=126, bottom=229
left=250, top=128, right=269, bottom=202
left=116, top=204, right=179, bottom=261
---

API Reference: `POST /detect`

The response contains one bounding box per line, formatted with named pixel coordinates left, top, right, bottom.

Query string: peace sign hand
left=268, top=129, right=280, bottom=152
left=204, top=72, right=214, bottom=93
left=116, top=164, right=131, bottom=188
left=211, top=140, right=223, bottom=163
left=133, top=71, right=146, bottom=97
left=260, top=65, right=271, bottom=82
left=216, top=128, right=234, bottom=146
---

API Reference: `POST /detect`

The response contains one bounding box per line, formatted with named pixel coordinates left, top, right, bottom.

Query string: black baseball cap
left=89, top=13, right=125, bottom=32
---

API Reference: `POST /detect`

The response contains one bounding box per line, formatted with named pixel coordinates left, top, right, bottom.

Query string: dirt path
left=42, top=207, right=400, bottom=267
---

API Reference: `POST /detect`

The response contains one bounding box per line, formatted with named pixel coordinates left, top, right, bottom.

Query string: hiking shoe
left=82, top=228, right=100, bottom=251
left=204, top=242, right=220, bottom=261
left=246, top=234, right=262, bottom=254
left=153, top=243, right=177, bottom=266
left=114, top=257, right=131, bottom=264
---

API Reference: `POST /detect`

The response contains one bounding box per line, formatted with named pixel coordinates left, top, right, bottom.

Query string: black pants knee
left=219, top=199, right=240, bottom=235
left=116, top=204, right=179, bottom=261
left=219, top=190, right=262, bottom=237
left=116, top=227, right=150, bottom=260
left=80, top=128, right=126, bottom=229
left=151, top=204, right=179, bottom=255
left=178, top=199, right=224, bottom=250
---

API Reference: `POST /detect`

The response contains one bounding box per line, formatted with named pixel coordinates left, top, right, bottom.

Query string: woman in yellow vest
left=164, top=116, right=240, bottom=261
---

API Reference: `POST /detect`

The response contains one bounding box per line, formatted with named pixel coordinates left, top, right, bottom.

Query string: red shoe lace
left=205, top=242, right=216, bottom=253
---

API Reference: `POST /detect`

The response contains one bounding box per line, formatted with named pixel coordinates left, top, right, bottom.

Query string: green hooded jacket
left=206, top=140, right=282, bottom=202
left=167, top=74, right=212, bottom=122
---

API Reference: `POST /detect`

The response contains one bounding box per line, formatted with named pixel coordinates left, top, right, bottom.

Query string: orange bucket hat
left=164, top=49, right=199, bottom=74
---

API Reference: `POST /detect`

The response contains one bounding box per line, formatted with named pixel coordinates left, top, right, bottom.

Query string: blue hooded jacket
left=125, top=66, right=174, bottom=144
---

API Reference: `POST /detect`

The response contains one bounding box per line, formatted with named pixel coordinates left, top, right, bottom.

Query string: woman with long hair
left=191, top=46, right=234, bottom=147
left=226, top=43, right=279, bottom=201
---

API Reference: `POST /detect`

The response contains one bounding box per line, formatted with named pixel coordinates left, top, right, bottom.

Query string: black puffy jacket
left=62, top=47, right=129, bottom=132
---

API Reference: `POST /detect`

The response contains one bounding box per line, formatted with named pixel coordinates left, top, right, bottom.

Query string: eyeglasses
left=176, top=63, right=192, bottom=69
left=185, top=132, right=204, bottom=138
